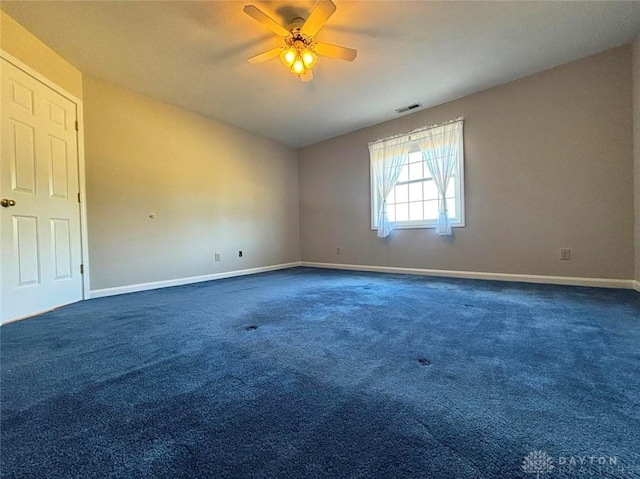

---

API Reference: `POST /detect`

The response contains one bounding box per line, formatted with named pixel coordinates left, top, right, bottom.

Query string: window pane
left=423, top=167, right=433, bottom=180
left=387, top=204, right=396, bottom=222
left=395, top=183, right=409, bottom=203
left=395, top=203, right=409, bottom=221
left=409, top=201, right=423, bottom=221
left=423, top=200, right=438, bottom=219
left=387, top=187, right=395, bottom=205
left=409, top=161, right=423, bottom=181
left=408, top=182, right=423, bottom=202
left=446, top=180, right=456, bottom=198
left=446, top=198, right=456, bottom=218
left=423, top=180, right=438, bottom=201
left=408, top=151, right=422, bottom=163
left=397, top=163, right=409, bottom=182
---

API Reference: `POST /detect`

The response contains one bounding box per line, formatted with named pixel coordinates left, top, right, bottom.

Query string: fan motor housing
left=288, top=17, right=305, bottom=31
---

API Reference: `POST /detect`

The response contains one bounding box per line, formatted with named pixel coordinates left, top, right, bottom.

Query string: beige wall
left=299, top=46, right=634, bottom=280
left=634, top=37, right=640, bottom=284
left=83, top=75, right=300, bottom=290
left=0, top=11, right=82, bottom=99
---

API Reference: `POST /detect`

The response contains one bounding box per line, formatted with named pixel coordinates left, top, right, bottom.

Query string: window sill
left=371, top=221, right=465, bottom=230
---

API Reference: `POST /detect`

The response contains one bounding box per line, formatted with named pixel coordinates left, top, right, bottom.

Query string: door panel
left=49, top=135, right=69, bottom=198
left=10, top=79, right=34, bottom=113
left=48, top=101, right=67, bottom=129
left=1, top=58, right=83, bottom=323
left=13, top=215, right=40, bottom=286
left=51, top=218, right=72, bottom=280
left=10, top=120, right=37, bottom=194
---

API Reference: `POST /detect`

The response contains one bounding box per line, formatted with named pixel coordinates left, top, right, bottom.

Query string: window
left=370, top=120, right=464, bottom=235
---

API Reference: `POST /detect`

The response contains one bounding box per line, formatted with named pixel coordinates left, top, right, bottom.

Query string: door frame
left=0, top=49, right=90, bottom=312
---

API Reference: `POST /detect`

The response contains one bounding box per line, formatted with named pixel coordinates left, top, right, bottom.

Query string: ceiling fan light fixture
left=244, top=0, right=357, bottom=82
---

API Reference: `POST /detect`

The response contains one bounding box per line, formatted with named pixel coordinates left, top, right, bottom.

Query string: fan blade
left=301, top=0, right=336, bottom=37
left=248, top=47, right=282, bottom=64
left=300, top=70, right=314, bottom=82
left=314, top=42, right=357, bottom=61
left=243, top=5, right=290, bottom=37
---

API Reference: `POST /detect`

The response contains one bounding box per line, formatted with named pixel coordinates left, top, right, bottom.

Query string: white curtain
left=369, top=137, right=411, bottom=238
left=417, top=121, right=462, bottom=235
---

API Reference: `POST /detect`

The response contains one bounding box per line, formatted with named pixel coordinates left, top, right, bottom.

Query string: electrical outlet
left=215, top=252, right=221, bottom=261
left=238, top=250, right=243, bottom=258
left=559, top=248, right=571, bottom=261
left=336, top=247, right=341, bottom=255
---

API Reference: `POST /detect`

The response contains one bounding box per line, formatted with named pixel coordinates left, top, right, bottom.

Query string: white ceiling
left=3, top=1, right=640, bottom=148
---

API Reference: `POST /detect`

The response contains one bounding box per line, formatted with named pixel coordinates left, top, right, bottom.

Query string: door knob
left=1, top=199, right=16, bottom=208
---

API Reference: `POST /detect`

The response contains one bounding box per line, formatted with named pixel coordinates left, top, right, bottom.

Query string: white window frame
left=370, top=127, right=465, bottom=231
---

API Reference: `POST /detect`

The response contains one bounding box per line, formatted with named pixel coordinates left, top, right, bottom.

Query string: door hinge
left=75, top=120, right=79, bottom=131
left=77, top=192, right=81, bottom=203
left=80, top=264, right=84, bottom=275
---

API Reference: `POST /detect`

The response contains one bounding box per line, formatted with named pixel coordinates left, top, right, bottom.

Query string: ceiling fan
left=243, top=0, right=357, bottom=82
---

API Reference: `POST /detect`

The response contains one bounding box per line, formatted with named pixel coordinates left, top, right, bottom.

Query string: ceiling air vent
left=395, top=103, right=422, bottom=114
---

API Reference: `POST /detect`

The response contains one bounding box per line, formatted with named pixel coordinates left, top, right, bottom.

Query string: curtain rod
left=368, top=117, right=464, bottom=146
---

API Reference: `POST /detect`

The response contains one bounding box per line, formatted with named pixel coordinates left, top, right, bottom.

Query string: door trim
left=0, top=49, right=90, bottom=305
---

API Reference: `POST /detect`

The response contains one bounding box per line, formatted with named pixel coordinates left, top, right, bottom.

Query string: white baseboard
left=1, top=305, right=64, bottom=326
left=300, top=261, right=636, bottom=290
left=89, top=261, right=637, bottom=299
left=89, top=262, right=301, bottom=299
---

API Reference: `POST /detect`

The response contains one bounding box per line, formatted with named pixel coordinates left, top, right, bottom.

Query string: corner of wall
left=0, top=10, right=83, bottom=99
left=633, top=35, right=640, bottom=283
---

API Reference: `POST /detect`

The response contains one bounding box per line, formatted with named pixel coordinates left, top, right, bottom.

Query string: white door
left=1, top=57, right=83, bottom=323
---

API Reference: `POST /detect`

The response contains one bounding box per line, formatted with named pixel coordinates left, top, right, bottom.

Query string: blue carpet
left=1, top=267, right=639, bottom=478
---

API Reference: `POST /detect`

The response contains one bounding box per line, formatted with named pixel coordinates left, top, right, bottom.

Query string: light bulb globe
left=280, top=47, right=296, bottom=67
left=291, top=56, right=306, bottom=75
left=301, top=49, right=317, bottom=68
